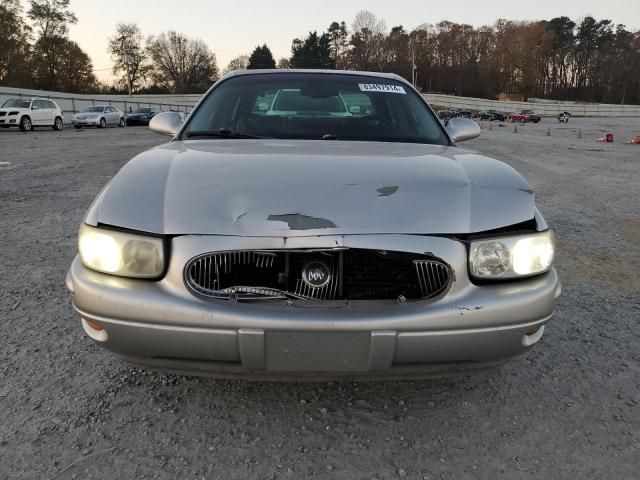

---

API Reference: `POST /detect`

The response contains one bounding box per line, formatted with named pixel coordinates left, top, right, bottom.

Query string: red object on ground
left=606, top=134, right=613, bottom=142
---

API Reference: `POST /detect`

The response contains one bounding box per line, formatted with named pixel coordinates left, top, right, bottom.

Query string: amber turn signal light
left=85, top=320, right=104, bottom=331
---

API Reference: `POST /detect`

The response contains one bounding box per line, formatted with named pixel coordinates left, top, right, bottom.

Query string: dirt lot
left=1, top=118, right=639, bottom=479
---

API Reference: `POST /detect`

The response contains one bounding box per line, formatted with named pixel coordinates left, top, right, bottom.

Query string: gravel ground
left=1, top=118, right=639, bottom=479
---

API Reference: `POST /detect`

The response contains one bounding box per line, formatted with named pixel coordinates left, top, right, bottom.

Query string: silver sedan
left=66, top=70, right=560, bottom=379
left=71, top=105, right=126, bottom=129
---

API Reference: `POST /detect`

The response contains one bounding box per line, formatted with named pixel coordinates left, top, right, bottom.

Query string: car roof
left=220, top=68, right=411, bottom=87
left=8, top=97, right=49, bottom=101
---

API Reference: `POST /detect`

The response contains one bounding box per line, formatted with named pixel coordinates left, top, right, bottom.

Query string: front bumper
left=72, top=118, right=99, bottom=126
left=0, top=115, right=18, bottom=126
left=66, top=234, right=561, bottom=378
left=126, top=117, right=150, bottom=125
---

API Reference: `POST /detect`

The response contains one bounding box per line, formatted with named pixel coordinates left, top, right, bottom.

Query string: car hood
left=91, top=140, right=536, bottom=236
left=0, top=107, right=28, bottom=113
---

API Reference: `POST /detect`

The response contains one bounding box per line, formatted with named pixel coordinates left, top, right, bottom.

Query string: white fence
left=423, top=93, right=640, bottom=117
left=0, top=86, right=199, bottom=119
left=2, top=86, right=640, bottom=118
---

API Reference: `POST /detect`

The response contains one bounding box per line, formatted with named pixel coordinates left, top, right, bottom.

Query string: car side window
left=46, top=101, right=56, bottom=109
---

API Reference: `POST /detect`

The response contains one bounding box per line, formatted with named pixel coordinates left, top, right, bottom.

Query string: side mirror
left=445, top=117, right=481, bottom=143
left=149, top=111, right=184, bottom=137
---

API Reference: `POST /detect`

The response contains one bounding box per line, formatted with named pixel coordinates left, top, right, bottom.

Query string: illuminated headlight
left=469, top=230, right=554, bottom=280
left=78, top=224, right=165, bottom=278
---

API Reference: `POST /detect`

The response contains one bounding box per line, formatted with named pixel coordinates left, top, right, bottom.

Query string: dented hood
left=92, top=140, right=536, bottom=236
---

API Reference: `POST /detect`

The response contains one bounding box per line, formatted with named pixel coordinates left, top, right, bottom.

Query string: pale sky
left=60, top=0, right=640, bottom=83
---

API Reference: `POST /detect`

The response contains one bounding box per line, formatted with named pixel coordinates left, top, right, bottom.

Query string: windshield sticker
left=359, top=83, right=407, bottom=94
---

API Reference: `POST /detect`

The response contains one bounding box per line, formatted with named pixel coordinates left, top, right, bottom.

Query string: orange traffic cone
left=513, top=124, right=518, bottom=133
left=546, top=127, right=551, bottom=137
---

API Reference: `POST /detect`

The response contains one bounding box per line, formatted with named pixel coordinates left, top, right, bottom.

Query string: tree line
left=1, top=2, right=639, bottom=103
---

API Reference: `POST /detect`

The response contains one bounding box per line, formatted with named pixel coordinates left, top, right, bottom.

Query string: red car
left=509, top=110, right=541, bottom=123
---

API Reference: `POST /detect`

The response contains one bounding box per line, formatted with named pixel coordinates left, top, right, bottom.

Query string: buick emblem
left=302, top=260, right=331, bottom=288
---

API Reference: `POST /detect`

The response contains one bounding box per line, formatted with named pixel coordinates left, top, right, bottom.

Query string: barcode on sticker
left=359, top=83, right=407, bottom=94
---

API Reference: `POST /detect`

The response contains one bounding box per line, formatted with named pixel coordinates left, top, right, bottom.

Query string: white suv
left=0, top=98, right=65, bottom=131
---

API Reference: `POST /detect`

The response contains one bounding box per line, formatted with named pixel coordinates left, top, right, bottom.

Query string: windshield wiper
left=185, top=129, right=266, bottom=139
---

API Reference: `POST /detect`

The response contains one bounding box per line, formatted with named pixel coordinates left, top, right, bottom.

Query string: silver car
left=71, top=105, right=126, bottom=129
left=66, top=70, right=560, bottom=379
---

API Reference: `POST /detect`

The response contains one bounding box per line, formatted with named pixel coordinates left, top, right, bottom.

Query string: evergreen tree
left=290, top=31, right=335, bottom=69
left=247, top=44, right=276, bottom=69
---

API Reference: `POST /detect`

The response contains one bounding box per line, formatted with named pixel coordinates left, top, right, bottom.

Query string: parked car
left=126, top=107, right=159, bottom=126
left=66, top=70, right=559, bottom=379
left=0, top=97, right=64, bottom=131
left=558, top=111, right=571, bottom=123
left=439, top=108, right=471, bottom=122
left=71, top=106, right=126, bottom=129
left=509, top=109, right=542, bottom=123
left=478, top=110, right=507, bottom=121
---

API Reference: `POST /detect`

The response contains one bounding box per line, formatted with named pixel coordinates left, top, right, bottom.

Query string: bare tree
left=0, top=0, right=32, bottom=86
left=28, top=0, right=77, bottom=89
left=327, top=21, right=348, bottom=68
left=349, top=10, right=387, bottom=70
left=108, top=23, right=150, bottom=94
left=223, top=54, right=249, bottom=74
left=277, top=57, right=291, bottom=69
left=352, top=10, right=386, bottom=37
left=146, top=31, right=219, bottom=93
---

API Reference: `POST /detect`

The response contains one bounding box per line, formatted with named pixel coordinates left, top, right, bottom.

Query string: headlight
left=78, top=224, right=165, bottom=278
left=469, top=230, right=554, bottom=280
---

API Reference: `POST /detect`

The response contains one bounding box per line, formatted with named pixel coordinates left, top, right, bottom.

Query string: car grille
left=0, top=112, right=5, bottom=117
left=185, top=249, right=450, bottom=302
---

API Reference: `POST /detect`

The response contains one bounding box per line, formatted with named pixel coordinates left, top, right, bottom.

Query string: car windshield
left=135, top=108, right=153, bottom=113
left=83, top=107, right=104, bottom=113
left=2, top=99, right=31, bottom=109
left=182, top=73, right=448, bottom=145
left=521, top=110, right=534, bottom=114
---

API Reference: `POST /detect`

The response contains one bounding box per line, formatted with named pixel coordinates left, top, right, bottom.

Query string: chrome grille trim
left=293, top=257, right=339, bottom=300
left=414, top=260, right=450, bottom=299
left=185, top=250, right=451, bottom=302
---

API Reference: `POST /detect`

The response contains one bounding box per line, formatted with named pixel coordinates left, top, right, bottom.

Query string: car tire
left=53, top=117, right=63, bottom=131
left=99, top=118, right=106, bottom=128
left=119, top=117, right=125, bottom=127
left=19, top=116, right=33, bottom=132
